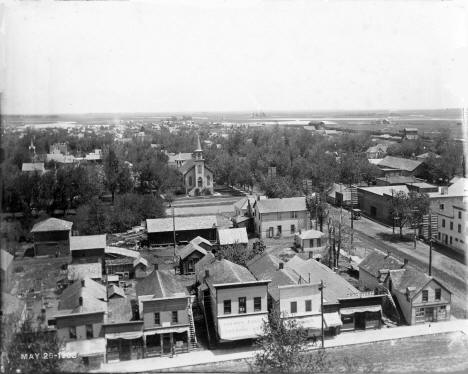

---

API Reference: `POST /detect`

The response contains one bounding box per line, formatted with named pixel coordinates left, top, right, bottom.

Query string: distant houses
left=253, top=197, right=309, bottom=239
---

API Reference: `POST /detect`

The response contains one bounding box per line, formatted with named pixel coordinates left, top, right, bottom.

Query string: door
left=119, top=339, right=132, bottom=361
left=354, top=312, right=366, bottom=330
left=277, top=226, right=282, bottom=236
left=370, top=206, right=377, bottom=217
left=162, top=333, right=172, bottom=354
left=425, top=307, right=435, bottom=322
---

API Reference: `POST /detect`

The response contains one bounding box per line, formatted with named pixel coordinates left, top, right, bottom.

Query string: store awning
left=63, top=338, right=106, bottom=357
left=217, top=314, right=267, bottom=341
left=340, top=305, right=382, bottom=316
left=143, top=326, right=189, bottom=336
left=295, top=315, right=322, bottom=330
left=323, top=312, right=343, bottom=328
left=105, top=331, right=144, bottom=340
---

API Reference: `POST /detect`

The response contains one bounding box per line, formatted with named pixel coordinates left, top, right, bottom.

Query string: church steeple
left=195, top=135, right=202, bottom=152
left=193, top=135, right=204, bottom=161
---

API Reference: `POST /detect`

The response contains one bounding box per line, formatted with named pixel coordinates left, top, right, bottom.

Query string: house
left=327, top=183, right=355, bottom=207
left=47, top=278, right=108, bottom=367
left=217, top=227, right=248, bottom=248
left=253, top=197, right=309, bottom=239
left=136, top=270, right=197, bottom=356
left=233, top=197, right=255, bottom=217
left=401, top=128, right=418, bottom=140
left=376, top=156, right=424, bottom=177
left=70, top=235, right=106, bottom=262
left=1, top=250, right=14, bottom=291
left=178, top=236, right=212, bottom=275
left=427, top=178, right=468, bottom=254
left=31, top=218, right=73, bottom=257
left=386, top=268, right=451, bottom=325
left=178, top=136, right=214, bottom=196
left=196, top=257, right=269, bottom=342
left=366, top=144, right=388, bottom=159
left=46, top=153, right=76, bottom=164
left=294, top=229, right=326, bottom=259
left=105, top=246, right=150, bottom=279
left=146, top=215, right=217, bottom=246
left=21, top=162, right=45, bottom=174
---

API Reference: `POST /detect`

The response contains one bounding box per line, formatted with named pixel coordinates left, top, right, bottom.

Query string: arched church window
left=189, top=176, right=193, bottom=186
left=206, top=175, right=211, bottom=185
left=197, top=177, right=203, bottom=188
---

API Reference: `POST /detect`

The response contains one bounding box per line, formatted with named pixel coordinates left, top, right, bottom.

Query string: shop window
left=290, top=301, right=297, bottom=314
left=438, top=306, right=447, bottom=319
left=224, top=300, right=231, bottom=314
left=254, top=297, right=262, bottom=312
left=305, top=300, right=312, bottom=312
left=415, top=307, right=425, bottom=322
left=239, top=297, right=247, bottom=313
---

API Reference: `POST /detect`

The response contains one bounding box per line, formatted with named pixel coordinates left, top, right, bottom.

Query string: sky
left=1, top=0, right=467, bottom=115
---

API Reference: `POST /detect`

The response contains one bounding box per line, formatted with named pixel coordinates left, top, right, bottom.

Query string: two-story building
left=31, top=218, right=73, bottom=257
left=196, top=257, right=270, bottom=343
left=253, top=197, right=309, bottom=239
left=136, top=270, right=197, bottom=356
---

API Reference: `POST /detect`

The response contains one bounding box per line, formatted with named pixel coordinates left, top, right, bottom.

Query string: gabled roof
left=197, top=258, right=257, bottom=290
left=70, top=235, right=106, bottom=251
left=179, top=239, right=209, bottom=260
left=217, top=227, right=248, bottom=245
left=389, top=266, right=447, bottom=299
left=375, top=175, right=419, bottom=185
left=67, top=262, right=102, bottom=281
left=358, top=250, right=404, bottom=278
left=1, top=249, right=14, bottom=271
left=57, top=278, right=107, bottom=314
left=267, top=268, right=298, bottom=301
left=256, top=197, right=306, bottom=214
left=297, top=229, right=325, bottom=240
left=107, top=297, right=133, bottom=323
left=146, top=216, right=217, bottom=233
left=136, top=270, right=188, bottom=299
left=378, top=156, right=422, bottom=172
left=179, top=159, right=195, bottom=175
left=133, top=257, right=148, bottom=268
left=357, top=185, right=409, bottom=197
left=105, top=246, right=140, bottom=259
left=247, top=253, right=281, bottom=281
left=107, top=284, right=126, bottom=299
left=168, top=153, right=192, bottom=163
left=233, top=197, right=255, bottom=211
left=31, top=217, right=73, bottom=233
left=21, top=163, right=45, bottom=172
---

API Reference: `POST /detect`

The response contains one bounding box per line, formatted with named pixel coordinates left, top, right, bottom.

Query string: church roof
left=195, top=135, right=203, bottom=152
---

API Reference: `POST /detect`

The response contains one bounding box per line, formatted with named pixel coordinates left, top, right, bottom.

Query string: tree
left=306, top=193, right=328, bottom=232
left=103, top=147, right=120, bottom=203
left=215, top=240, right=265, bottom=267
left=390, top=190, right=429, bottom=239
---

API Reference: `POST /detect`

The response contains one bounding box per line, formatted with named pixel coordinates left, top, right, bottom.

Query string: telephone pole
left=319, top=280, right=324, bottom=348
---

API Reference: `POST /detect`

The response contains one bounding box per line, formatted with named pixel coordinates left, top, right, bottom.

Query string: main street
left=327, top=205, right=468, bottom=318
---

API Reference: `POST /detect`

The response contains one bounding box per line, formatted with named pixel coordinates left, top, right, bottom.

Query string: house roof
left=168, top=153, right=192, bottom=163
left=358, top=250, right=404, bottom=278
left=105, top=246, right=140, bottom=259
left=146, top=216, right=217, bottom=233
left=428, top=177, right=468, bottom=199
left=70, top=235, right=107, bottom=251
left=377, top=156, right=422, bottom=172
left=357, top=185, right=409, bottom=197
left=31, top=217, right=73, bottom=233
left=107, top=297, right=133, bottom=323
left=256, top=197, right=306, bottom=214
left=297, top=229, right=325, bottom=240
left=233, top=197, right=255, bottom=211
left=107, top=284, right=126, bottom=299
left=198, top=258, right=257, bottom=290
left=136, top=270, right=188, bottom=299
left=68, top=262, right=102, bottom=281
left=389, top=266, right=442, bottom=299
left=1, top=250, right=14, bottom=271
left=366, top=144, right=388, bottom=153
left=21, top=163, right=45, bottom=172
left=179, top=159, right=195, bottom=175
left=416, top=152, right=440, bottom=159
left=247, top=253, right=281, bottom=281
left=267, top=268, right=298, bottom=301
left=133, top=257, right=148, bottom=268
left=217, top=228, right=248, bottom=245
left=57, top=278, right=107, bottom=314
left=179, top=241, right=208, bottom=260
left=375, top=176, right=419, bottom=185
left=285, top=256, right=360, bottom=303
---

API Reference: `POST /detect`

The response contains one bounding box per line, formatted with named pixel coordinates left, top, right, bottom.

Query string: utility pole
left=319, top=280, right=324, bottom=348
left=428, top=211, right=433, bottom=276
left=315, top=193, right=318, bottom=230
left=172, top=205, right=176, bottom=259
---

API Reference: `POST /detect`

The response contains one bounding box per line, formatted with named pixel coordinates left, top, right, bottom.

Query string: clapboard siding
left=143, top=298, right=188, bottom=313
left=56, top=312, right=105, bottom=328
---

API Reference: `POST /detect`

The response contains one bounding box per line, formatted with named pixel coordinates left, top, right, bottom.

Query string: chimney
left=205, top=269, right=210, bottom=278
left=78, top=296, right=83, bottom=306
left=279, top=262, right=284, bottom=270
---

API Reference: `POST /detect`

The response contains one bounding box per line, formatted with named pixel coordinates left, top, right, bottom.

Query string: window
left=224, top=300, right=231, bottom=314
left=86, top=324, right=93, bottom=339
left=154, top=312, right=160, bottom=325
left=290, top=301, right=297, bottom=314
left=450, top=236, right=453, bottom=245
left=450, top=221, right=453, bottom=230
left=172, top=311, right=178, bottom=323
left=442, top=219, right=445, bottom=228
left=415, top=307, right=425, bottom=322
left=239, top=297, right=246, bottom=313
left=317, top=238, right=322, bottom=247
left=438, top=305, right=447, bottom=319
left=290, top=211, right=297, bottom=219
left=458, top=224, right=461, bottom=233
left=422, top=290, right=428, bottom=302
left=438, top=232, right=441, bottom=240
left=206, top=175, right=211, bottom=186
left=290, top=224, right=295, bottom=234
left=254, top=297, right=262, bottom=312
left=439, top=204, right=444, bottom=210
left=69, top=326, right=77, bottom=340
left=458, top=211, right=462, bottom=219
left=435, top=288, right=441, bottom=301
left=268, top=227, right=274, bottom=238
left=305, top=300, right=312, bottom=312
